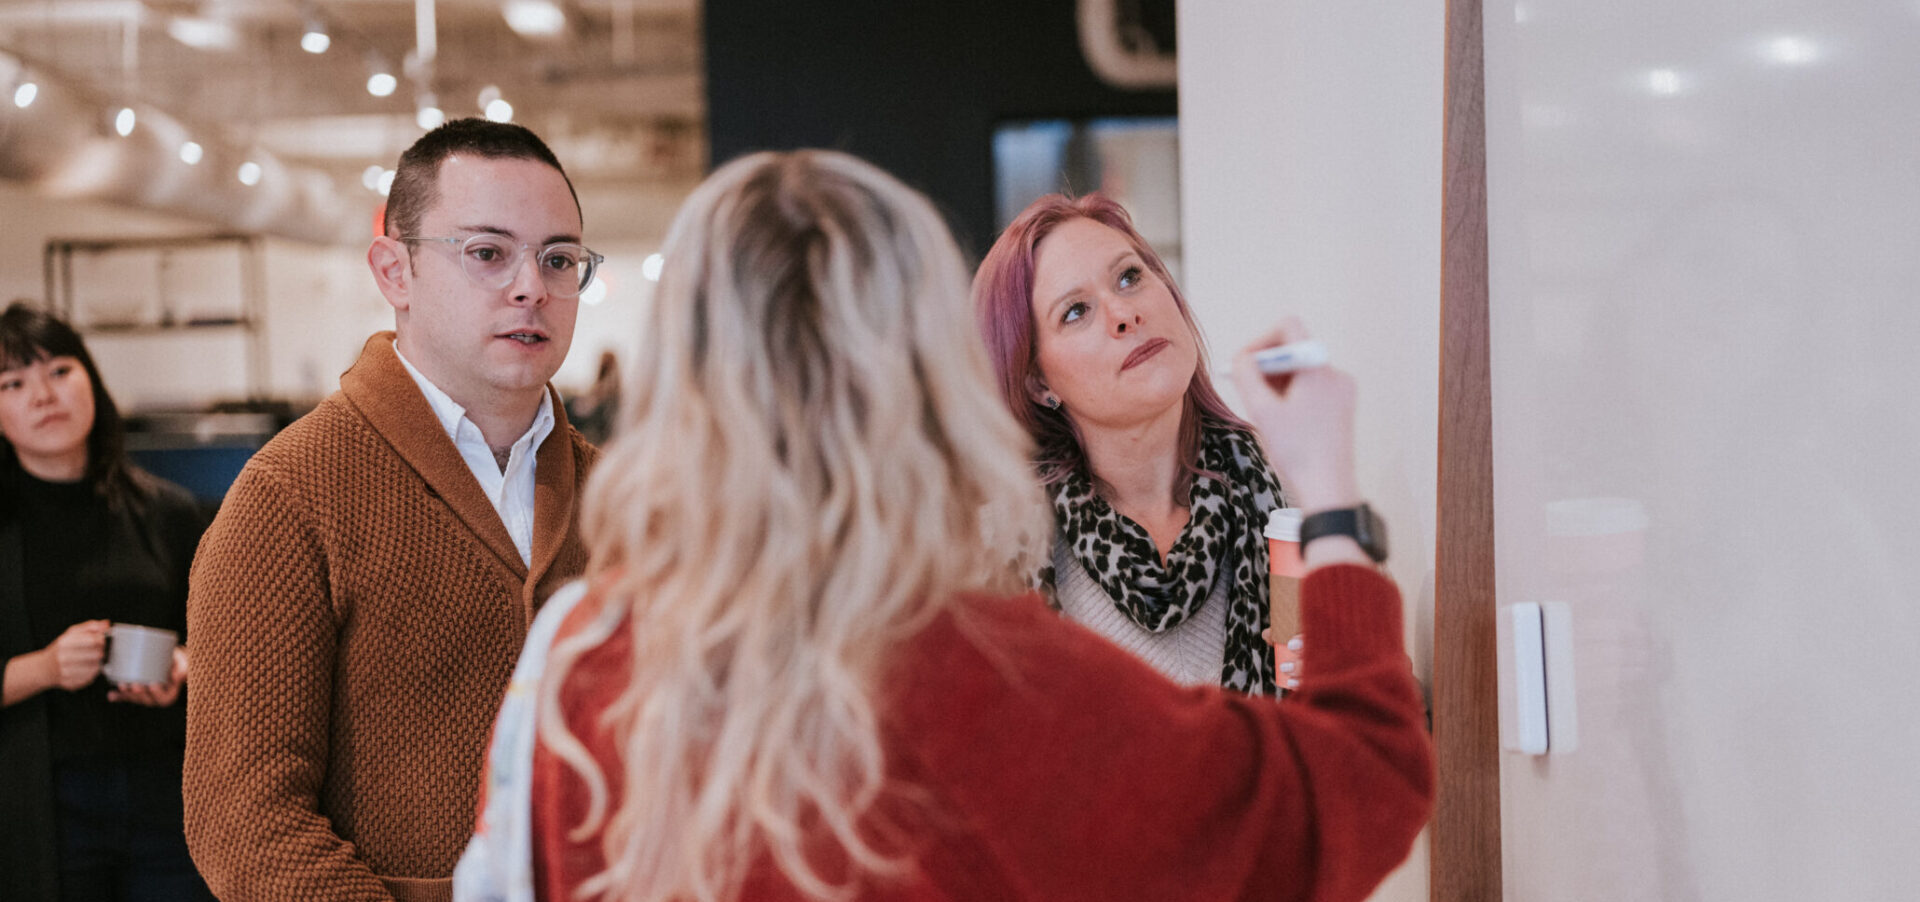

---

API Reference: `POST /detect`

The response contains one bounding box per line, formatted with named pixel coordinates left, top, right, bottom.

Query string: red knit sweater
left=532, top=565, right=1433, bottom=902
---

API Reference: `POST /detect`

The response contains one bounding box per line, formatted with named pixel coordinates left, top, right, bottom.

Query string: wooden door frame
left=1432, top=0, right=1501, bottom=899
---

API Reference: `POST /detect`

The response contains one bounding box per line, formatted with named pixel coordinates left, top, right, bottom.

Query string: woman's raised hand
left=1229, top=319, right=1360, bottom=515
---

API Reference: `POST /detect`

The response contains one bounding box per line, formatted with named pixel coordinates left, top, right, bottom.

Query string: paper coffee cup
left=103, top=624, right=178, bottom=685
left=1265, top=509, right=1306, bottom=646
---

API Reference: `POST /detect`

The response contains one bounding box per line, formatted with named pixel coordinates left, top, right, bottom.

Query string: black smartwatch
left=1298, top=503, right=1389, bottom=564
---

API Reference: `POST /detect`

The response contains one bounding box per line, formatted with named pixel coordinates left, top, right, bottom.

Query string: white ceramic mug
left=103, top=623, right=178, bottom=685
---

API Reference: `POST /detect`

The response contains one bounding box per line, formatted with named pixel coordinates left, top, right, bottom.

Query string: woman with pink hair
left=974, top=194, right=1296, bottom=695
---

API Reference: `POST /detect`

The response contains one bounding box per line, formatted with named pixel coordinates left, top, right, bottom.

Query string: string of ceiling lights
left=0, top=1, right=571, bottom=201
left=329, top=1, right=574, bottom=197
left=1, top=40, right=266, bottom=186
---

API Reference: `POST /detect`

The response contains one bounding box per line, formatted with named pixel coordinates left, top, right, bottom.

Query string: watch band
left=1297, top=503, right=1389, bottom=563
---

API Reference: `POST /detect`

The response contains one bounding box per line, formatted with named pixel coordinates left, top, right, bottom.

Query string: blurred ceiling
left=0, top=0, right=706, bottom=243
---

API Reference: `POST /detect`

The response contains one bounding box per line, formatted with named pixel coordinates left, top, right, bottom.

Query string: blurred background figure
left=456, top=150, right=1430, bottom=902
left=565, top=349, right=623, bottom=446
left=973, top=193, right=1290, bottom=695
left=0, top=301, right=214, bottom=902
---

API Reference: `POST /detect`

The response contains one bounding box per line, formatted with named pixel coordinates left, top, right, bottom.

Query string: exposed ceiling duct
left=0, top=52, right=363, bottom=245
left=0, top=0, right=706, bottom=247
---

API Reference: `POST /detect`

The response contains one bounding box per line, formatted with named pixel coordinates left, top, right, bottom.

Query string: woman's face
left=1028, top=218, right=1198, bottom=431
left=0, top=354, right=96, bottom=476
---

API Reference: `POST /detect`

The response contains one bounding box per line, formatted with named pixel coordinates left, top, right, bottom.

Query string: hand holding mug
left=108, top=646, right=188, bottom=708
left=45, top=620, right=109, bottom=690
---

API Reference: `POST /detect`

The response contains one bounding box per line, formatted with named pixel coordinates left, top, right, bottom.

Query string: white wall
left=256, top=239, right=400, bottom=403
left=561, top=176, right=701, bottom=392
left=0, top=180, right=670, bottom=408
left=0, top=181, right=383, bottom=406
left=552, top=239, right=660, bottom=394
left=1178, top=4, right=1444, bottom=901
left=0, top=181, right=215, bottom=302
left=1484, top=1, right=1920, bottom=899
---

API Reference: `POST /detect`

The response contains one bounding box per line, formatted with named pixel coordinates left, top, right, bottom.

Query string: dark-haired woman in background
left=0, top=302, right=214, bottom=902
left=974, top=193, right=1296, bottom=695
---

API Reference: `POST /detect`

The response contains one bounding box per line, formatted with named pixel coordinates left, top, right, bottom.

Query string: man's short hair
left=384, top=118, right=581, bottom=239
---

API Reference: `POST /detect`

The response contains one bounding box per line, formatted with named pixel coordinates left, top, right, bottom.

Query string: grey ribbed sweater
left=1050, top=536, right=1229, bottom=686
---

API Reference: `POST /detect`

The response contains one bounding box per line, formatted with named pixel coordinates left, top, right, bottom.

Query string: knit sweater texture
left=1051, top=533, right=1230, bottom=686
left=184, top=333, right=596, bottom=902
left=532, top=565, right=1433, bottom=902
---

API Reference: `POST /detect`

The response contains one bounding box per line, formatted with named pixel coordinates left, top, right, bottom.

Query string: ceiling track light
left=12, top=80, right=35, bottom=108
left=417, top=92, right=444, bottom=130
left=114, top=107, right=136, bottom=136
left=503, top=0, right=566, bottom=38
left=167, top=16, right=240, bottom=52
left=301, top=16, right=331, bottom=54
left=366, top=50, right=399, bottom=98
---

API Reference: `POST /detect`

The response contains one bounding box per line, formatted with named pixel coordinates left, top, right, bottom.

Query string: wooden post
left=1432, top=0, right=1502, bottom=899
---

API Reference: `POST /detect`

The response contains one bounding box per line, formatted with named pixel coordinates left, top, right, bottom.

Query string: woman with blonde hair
left=456, top=151, right=1432, bottom=902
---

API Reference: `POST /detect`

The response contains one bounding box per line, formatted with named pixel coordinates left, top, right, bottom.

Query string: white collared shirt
left=394, top=342, right=555, bottom=566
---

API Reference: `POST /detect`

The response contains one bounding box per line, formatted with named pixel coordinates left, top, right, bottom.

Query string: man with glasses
left=183, top=119, right=601, bottom=901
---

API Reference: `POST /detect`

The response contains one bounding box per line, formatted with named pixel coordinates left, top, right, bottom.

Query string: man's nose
left=507, top=249, right=550, bottom=306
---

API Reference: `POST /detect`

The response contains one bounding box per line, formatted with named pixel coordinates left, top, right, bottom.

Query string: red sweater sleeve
left=887, top=563, right=1433, bottom=902
left=531, top=564, right=1432, bottom=902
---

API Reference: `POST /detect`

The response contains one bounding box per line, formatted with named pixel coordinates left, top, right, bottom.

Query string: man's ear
left=368, top=237, right=412, bottom=313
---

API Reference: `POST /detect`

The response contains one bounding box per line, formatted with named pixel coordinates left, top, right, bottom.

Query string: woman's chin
left=1074, top=391, right=1187, bottom=433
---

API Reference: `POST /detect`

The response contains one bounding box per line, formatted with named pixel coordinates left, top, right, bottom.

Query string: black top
left=13, top=471, right=207, bottom=764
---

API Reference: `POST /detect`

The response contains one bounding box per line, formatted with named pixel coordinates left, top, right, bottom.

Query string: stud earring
left=1044, top=395, right=1062, bottom=410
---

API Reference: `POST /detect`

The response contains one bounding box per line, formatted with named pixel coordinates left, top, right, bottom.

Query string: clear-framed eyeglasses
left=399, top=234, right=605, bottom=298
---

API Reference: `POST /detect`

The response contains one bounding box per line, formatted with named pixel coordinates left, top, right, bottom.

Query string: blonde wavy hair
left=539, top=150, right=1051, bottom=902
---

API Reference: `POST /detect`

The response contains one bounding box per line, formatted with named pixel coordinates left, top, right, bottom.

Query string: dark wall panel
left=705, top=0, right=1176, bottom=255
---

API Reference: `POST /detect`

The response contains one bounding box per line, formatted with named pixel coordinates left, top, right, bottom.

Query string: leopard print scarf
left=1038, top=422, right=1285, bottom=695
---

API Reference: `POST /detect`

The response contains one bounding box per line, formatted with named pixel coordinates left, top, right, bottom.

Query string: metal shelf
left=43, top=234, right=269, bottom=401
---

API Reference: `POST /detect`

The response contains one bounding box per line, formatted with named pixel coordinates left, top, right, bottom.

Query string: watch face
left=1358, top=505, right=1388, bottom=563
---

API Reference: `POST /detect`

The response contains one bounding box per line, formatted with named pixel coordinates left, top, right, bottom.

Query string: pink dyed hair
left=971, top=192, right=1250, bottom=494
